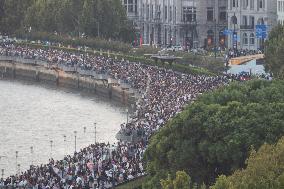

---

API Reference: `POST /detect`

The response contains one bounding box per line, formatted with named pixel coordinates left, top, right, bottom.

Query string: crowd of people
left=226, top=48, right=263, bottom=59
left=0, top=43, right=232, bottom=188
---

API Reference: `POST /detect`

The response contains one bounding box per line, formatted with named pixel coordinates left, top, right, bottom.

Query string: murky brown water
left=0, top=80, right=126, bottom=177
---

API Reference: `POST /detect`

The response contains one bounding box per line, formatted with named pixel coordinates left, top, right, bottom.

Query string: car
left=172, top=45, right=184, bottom=51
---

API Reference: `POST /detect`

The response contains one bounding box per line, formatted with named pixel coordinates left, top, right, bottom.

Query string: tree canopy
left=265, top=25, right=284, bottom=79
left=0, top=0, right=134, bottom=42
left=143, top=80, right=284, bottom=188
left=212, top=136, right=284, bottom=189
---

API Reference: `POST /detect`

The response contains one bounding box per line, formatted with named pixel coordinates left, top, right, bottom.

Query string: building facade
left=227, top=0, right=277, bottom=50
left=277, top=0, right=284, bottom=24
left=122, top=0, right=228, bottom=49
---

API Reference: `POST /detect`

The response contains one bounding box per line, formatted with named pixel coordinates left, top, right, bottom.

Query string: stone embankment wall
left=0, top=60, right=136, bottom=105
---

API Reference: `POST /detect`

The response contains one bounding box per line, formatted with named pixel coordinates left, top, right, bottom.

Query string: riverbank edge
left=0, top=60, right=137, bottom=107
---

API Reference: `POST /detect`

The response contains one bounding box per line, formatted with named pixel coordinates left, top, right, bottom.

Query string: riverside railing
left=0, top=55, right=141, bottom=98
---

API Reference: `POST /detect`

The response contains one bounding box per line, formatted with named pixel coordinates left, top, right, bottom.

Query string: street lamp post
left=30, top=146, right=34, bottom=166
left=63, top=135, right=67, bottom=155
left=83, top=46, right=87, bottom=65
left=1, top=169, right=4, bottom=179
left=74, top=131, right=77, bottom=153
left=112, top=164, right=115, bottom=188
left=232, top=13, right=238, bottom=51
left=94, top=123, right=97, bottom=144
left=97, top=22, right=100, bottom=38
left=126, top=108, right=129, bottom=124
left=15, top=151, right=18, bottom=174
left=214, top=19, right=217, bottom=59
left=25, top=27, right=32, bottom=53
left=83, top=127, right=86, bottom=134
left=17, top=164, right=20, bottom=175
left=50, top=140, right=53, bottom=159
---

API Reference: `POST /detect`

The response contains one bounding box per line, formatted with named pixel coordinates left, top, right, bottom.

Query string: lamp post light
left=15, top=151, right=18, bottom=174
left=74, top=131, right=77, bottom=153
left=63, top=135, right=67, bottom=155
left=97, top=21, right=100, bottom=38
left=126, top=108, right=129, bottom=124
left=17, top=164, right=20, bottom=175
left=50, top=140, right=53, bottom=159
left=94, top=123, right=97, bottom=144
left=30, top=146, right=34, bottom=166
left=83, top=127, right=86, bottom=134
left=25, top=26, right=32, bottom=53
left=1, top=169, right=4, bottom=179
left=83, top=46, right=87, bottom=65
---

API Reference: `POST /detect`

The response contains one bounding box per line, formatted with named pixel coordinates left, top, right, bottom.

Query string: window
left=250, top=0, right=254, bottom=9
left=219, top=7, right=227, bottom=21
left=151, top=4, right=153, bottom=19
left=169, top=6, right=172, bottom=22
left=174, top=6, right=176, bottom=23
left=207, top=7, right=214, bottom=21
left=249, top=16, right=255, bottom=26
left=183, top=7, right=197, bottom=22
left=164, top=6, right=168, bottom=20
left=146, top=4, right=149, bottom=20
left=242, top=16, right=248, bottom=25
left=233, top=0, right=238, bottom=7
left=156, top=5, right=161, bottom=20
left=259, top=0, right=265, bottom=9
left=128, top=0, right=134, bottom=13
left=142, top=4, right=144, bottom=18
left=243, top=33, right=248, bottom=45
left=243, top=0, right=249, bottom=8
left=250, top=33, right=255, bottom=44
left=124, top=0, right=127, bottom=10
left=135, top=0, right=137, bottom=14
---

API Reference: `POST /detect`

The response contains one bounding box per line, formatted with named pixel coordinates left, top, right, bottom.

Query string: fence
left=0, top=55, right=140, bottom=97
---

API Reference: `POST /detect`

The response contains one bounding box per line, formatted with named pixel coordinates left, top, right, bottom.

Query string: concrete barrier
left=0, top=56, right=139, bottom=105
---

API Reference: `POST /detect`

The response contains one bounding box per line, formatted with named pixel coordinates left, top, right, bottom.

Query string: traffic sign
left=223, top=29, right=233, bottom=35
left=256, top=25, right=268, bottom=39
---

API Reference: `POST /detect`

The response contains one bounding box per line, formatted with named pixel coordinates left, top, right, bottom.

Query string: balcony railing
left=240, top=25, right=254, bottom=29
left=180, top=21, right=197, bottom=27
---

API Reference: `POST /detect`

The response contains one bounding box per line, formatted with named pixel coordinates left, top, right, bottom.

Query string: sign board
left=256, top=25, right=268, bottom=39
left=223, top=29, right=233, bottom=35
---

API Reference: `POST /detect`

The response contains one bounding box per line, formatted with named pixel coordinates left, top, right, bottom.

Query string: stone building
left=277, top=0, right=284, bottom=24
left=122, top=0, right=228, bottom=49
left=227, top=0, right=277, bottom=50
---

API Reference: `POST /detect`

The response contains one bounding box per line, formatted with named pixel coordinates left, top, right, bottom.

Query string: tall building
left=122, top=0, right=228, bottom=49
left=227, top=0, right=277, bottom=50
left=277, top=0, right=284, bottom=24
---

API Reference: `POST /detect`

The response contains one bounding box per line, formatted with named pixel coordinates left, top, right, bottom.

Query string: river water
left=0, top=80, right=126, bottom=177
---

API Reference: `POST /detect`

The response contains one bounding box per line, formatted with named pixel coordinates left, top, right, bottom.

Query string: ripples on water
left=0, top=80, right=126, bottom=177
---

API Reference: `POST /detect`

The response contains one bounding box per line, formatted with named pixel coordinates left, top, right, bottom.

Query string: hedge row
left=15, top=31, right=132, bottom=53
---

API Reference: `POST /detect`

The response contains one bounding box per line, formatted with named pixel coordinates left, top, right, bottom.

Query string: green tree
left=0, top=0, right=134, bottom=42
left=161, top=171, right=191, bottom=189
left=212, top=136, right=284, bottom=189
left=265, top=24, right=284, bottom=79
left=1, top=0, right=34, bottom=34
left=143, top=80, right=284, bottom=188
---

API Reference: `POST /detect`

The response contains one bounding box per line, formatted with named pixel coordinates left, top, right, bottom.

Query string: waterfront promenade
left=0, top=43, right=230, bottom=188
